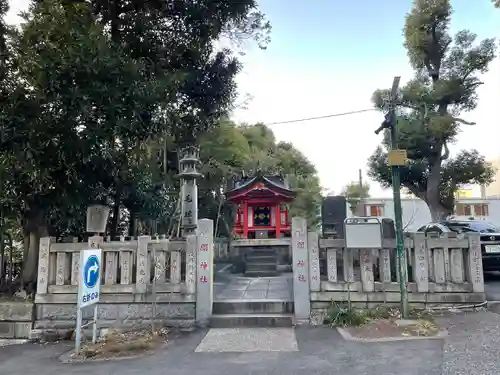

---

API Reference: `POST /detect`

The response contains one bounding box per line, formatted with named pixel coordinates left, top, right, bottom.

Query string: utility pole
left=374, top=76, right=408, bottom=318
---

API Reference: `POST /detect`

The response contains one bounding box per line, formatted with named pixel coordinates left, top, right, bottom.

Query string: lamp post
left=374, top=76, right=408, bottom=319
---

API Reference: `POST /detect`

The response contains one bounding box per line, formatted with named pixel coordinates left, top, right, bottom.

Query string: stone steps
left=213, top=301, right=293, bottom=314
left=248, top=249, right=276, bottom=257
left=244, top=270, right=279, bottom=277
left=246, top=263, right=277, bottom=272
left=244, top=248, right=278, bottom=276
left=210, top=313, right=294, bottom=328
left=211, top=300, right=294, bottom=328
left=246, top=255, right=277, bottom=263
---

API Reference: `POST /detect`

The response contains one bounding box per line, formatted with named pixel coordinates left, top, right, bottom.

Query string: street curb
left=336, top=327, right=448, bottom=343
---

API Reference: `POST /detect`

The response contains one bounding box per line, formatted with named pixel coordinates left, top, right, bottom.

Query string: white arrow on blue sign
left=78, top=249, right=102, bottom=308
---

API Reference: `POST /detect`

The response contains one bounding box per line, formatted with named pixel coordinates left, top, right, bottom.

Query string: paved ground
left=4, top=270, right=500, bottom=374
left=5, top=309, right=500, bottom=374
left=1, top=325, right=443, bottom=375
left=214, top=274, right=293, bottom=301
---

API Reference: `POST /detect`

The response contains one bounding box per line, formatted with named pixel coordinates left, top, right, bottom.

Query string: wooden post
left=275, top=204, right=281, bottom=238
left=243, top=201, right=248, bottom=239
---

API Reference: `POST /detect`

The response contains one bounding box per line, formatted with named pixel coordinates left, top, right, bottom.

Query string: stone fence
left=291, top=217, right=486, bottom=321
left=33, top=219, right=215, bottom=334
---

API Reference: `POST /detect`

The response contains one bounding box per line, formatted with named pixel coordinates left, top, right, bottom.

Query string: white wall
left=349, top=197, right=500, bottom=231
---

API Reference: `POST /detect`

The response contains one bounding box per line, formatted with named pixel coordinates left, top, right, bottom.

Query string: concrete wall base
left=0, top=301, right=34, bottom=339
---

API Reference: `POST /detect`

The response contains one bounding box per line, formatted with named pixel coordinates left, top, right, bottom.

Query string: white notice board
left=344, top=217, right=382, bottom=248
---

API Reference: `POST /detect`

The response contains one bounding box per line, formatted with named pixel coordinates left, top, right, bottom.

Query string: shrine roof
left=225, top=173, right=296, bottom=201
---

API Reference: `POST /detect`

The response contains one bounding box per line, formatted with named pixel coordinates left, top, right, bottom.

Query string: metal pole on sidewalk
left=375, top=76, right=408, bottom=319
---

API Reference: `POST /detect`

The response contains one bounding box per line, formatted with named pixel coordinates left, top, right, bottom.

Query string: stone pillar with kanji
left=178, top=145, right=202, bottom=237
left=196, top=219, right=214, bottom=326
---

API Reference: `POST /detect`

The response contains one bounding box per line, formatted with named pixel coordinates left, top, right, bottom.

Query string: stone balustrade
left=34, top=219, right=215, bottom=334
left=290, top=217, right=486, bottom=321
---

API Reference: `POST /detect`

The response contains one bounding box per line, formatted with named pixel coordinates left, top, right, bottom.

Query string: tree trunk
left=128, top=210, right=136, bottom=237
left=21, top=212, right=48, bottom=293
left=426, top=200, right=452, bottom=221
left=110, top=183, right=122, bottom=238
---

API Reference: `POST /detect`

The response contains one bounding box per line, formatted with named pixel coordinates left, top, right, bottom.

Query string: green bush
left=325, top=302, right=370, bottom=327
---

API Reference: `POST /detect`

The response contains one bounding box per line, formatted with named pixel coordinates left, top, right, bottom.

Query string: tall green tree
left=368, top=0, right=496, bottom=220
left=341, top=181, right=370, bottom=215
left=0, top=0, right=271, bottom=289
left=197, top=121, right=322, bottom=233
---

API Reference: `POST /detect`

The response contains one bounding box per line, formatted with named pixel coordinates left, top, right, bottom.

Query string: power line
left=262, top=108, right=376, bottom=126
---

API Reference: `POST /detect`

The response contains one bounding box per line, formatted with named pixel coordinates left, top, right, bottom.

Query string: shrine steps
left=210, top=300, right=294, bottom=328
left=244, top=248, right=278, bottom=277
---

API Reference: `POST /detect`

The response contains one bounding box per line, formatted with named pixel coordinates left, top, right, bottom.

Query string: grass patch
left=402, top=319, right=440, bottom=337
left=75, top=328, right=167, bottom=360
left=325, top=302, right=437, bottom=328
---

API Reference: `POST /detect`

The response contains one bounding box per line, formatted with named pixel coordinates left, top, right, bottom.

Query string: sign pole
left=374, top=77, right=408, bottom=319
left=75, top=305, right=83, bottom=353
left=75, top=246, right=102, bottom=354
left=93, top=304, right=98, bottom=344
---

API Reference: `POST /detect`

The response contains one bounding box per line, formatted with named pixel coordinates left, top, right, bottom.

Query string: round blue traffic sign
left=83, top=255, right=100, bottom=288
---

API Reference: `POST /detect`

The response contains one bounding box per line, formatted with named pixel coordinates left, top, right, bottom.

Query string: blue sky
left=255, top=0, right=498, bottom=64
left=233, top=0, right=500, bottom=196
left=7, top=0, right=500, bottom=196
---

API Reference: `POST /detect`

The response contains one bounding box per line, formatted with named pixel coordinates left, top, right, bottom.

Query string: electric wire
left=261, top=108, right=376, bottom=126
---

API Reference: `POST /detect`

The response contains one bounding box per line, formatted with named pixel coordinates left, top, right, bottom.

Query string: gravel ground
left=439, top=309, right=500, bottom=375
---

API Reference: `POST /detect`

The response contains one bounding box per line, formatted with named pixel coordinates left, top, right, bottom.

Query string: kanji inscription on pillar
left=468, top=233, right=484, bottom=292
left=196, top=219, right=214, bottom=324
left=291, top=217, right=310, bottom=321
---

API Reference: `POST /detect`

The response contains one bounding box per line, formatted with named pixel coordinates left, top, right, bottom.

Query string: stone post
left=136, top=236, right=150, bottom=295
left=413, top=232, right=429, bottom=292
left=178, top=146, right=202, bottom=238
left=291, top=217, right=310, bottom=322
left=36, top=237, right=51, bottom=295
left=307, top=232, right=320, bottom=292
left=196, top=219, right=214, bottom=326
left=466, top=233, right=484, bottom=293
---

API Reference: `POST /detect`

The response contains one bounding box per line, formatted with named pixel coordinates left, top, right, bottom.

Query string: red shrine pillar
left=275, top=204, right=281, bottom=238
left=243, top=201, right=248, bottom=239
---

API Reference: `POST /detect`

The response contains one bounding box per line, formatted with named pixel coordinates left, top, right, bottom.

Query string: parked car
left=417, top=220, right=500, bottom=271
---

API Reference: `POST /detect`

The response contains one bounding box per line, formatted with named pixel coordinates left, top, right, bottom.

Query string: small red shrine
left=225, top=173, right=296, bottom=239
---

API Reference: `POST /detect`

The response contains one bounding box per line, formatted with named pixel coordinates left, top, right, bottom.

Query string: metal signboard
left=344, top=217, right=383, bottom=248
left=75, top=248, right=102, bottom=353
left=78, top=249, right=102, bottom=308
